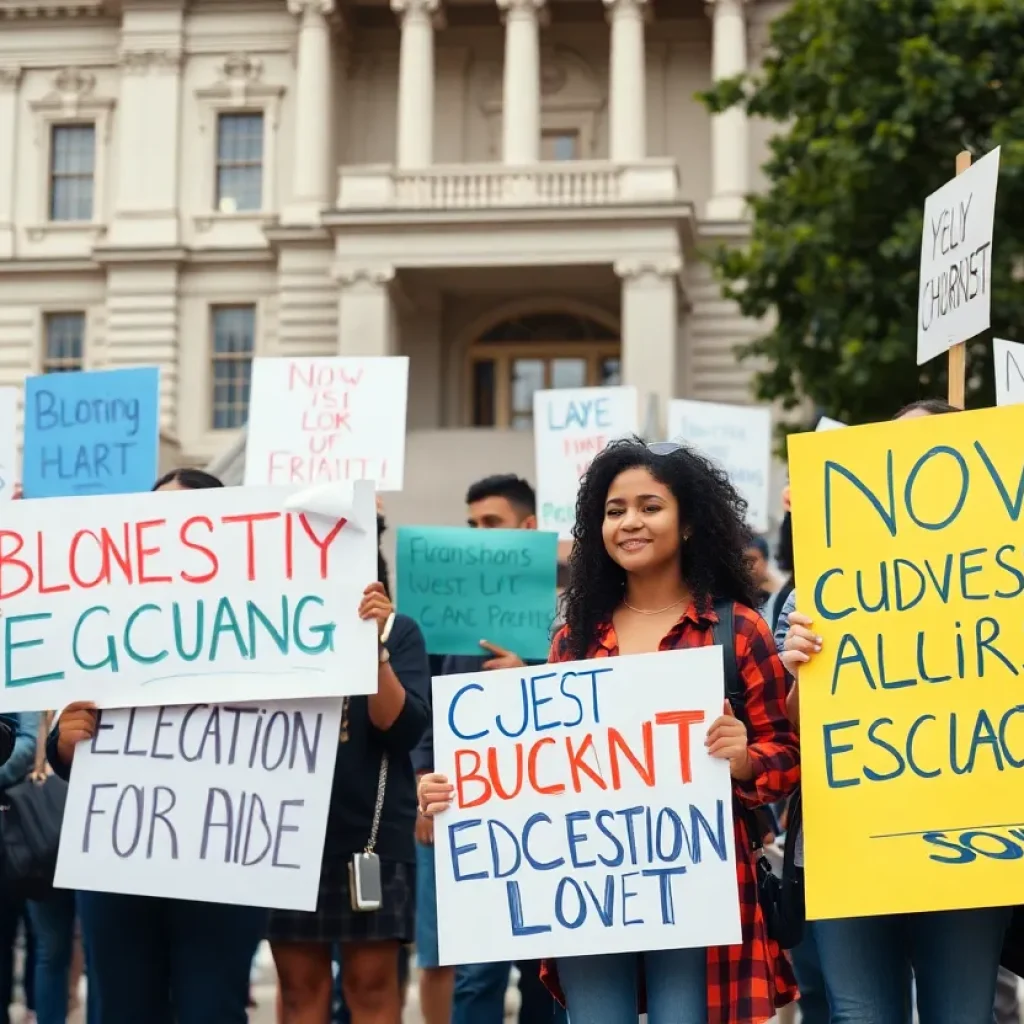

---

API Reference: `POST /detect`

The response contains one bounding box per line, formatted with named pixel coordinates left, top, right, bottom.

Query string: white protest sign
left=917, top=147, right=1000, bottom=365
left=816, top=416, right=846, bottom=431
left=0, top=482, right=378, bottom=711
left=0, top=387, right=16, bottom=501
left=994, top=338, right=1024, bottom=406
left=534, top=386, right=638, bottom=539
left=432, top=647, right=741, bottom=964
left=55, top=698, right=340, bottom=909
left=245, top=356, right=409, bottom=491
left=667, top=400, right=771, bottom=532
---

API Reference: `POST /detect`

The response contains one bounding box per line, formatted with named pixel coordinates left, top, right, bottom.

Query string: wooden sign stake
left=947, top=149, right=973, bottom=408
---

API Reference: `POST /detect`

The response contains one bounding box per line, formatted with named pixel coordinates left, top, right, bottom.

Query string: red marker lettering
left=222, top=511, right=280, bottom=581
left=654, top=709, right=706, bottom=784
left=527, top=737, right=565, bottom=796
left=179, top=516, right=218, bottom=584
left=454, top=749, right=491, bottom=809
left=135, top=519, right=172, bottom=584
left=37, top=532, right=70, bottom=594
left=565, top=733, right=607, bottom=793
left=0, top=531, right=32, bottom=599
left=487, top=745, right=524, bottom=801
left=298, top=514, right=346, bottom=578
left=608, top=721, right=655, bottom=789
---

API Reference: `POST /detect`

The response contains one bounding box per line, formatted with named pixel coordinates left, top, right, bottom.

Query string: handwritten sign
left=533, top=387, right=637, bottom=540
left=0, top=481, right=378, bottom=712
left=667, top=400, right=771, bottom=532
left=22, top=368, right=159, bottom=499
left=55, top=699, right=340, bottom=909
left=994, top=338, right=1024, bottom=406
left=395, top=526, right=557, bottom=660
left=789, top=405, right=1024, bottom=918
left=0, top=387, right=16, bottom=502
left=244, top=357, right=409, bottom=491
left=917, top=147, right=1000, bottom=365
left=432, top=648, right=741, bottom=963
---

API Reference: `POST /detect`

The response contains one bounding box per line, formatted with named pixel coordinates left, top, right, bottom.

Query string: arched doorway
left=466, top=310, right=621, bottom=429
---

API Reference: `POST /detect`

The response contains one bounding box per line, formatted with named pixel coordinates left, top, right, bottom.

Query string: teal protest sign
left=395, top=527, right=558, bottom=660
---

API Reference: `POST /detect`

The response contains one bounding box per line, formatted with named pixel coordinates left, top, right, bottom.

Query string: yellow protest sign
left=789, top=404, right=1024, bottom=919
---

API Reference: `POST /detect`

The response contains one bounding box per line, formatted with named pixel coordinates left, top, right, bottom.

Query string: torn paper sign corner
left=283, top=480, right=377, bottom=530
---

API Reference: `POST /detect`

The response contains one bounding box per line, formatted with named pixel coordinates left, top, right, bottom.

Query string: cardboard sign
left=55, top=699, right=340, bottom=910
left=0, top=387, right=16, bottom=501
left=917, top=147, right=1000, bottom=365
left=789, top=405, right=1024, bottom=918
left=432, top=648, right=741, bottom=964
left=667, top=400, right=772, bottom=532
left=22, top=367, right=160, bottom=499
left=244, top=356, right=409, bottom=491
left=395, top=526, right=558, bottom=660
left=0, top=482, right=378, bottom=712
left=993, top=338, right=1024, bottom=406
left=533, top=386, right=638, bottom=540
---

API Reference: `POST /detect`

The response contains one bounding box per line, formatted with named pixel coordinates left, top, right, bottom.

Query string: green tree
left=701, top=0, right=1024, bottom=428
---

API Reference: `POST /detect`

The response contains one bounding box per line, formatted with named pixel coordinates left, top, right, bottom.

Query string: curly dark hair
left=562, top=437, right=761, bottom=660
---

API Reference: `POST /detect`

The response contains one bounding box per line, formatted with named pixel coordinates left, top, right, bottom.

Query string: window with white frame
left=210, top=305, right=255, bottom=429
left=541, top=130, right=579, bottom=162
left=43, top=312, right=86, bottom=372
left=215, top=112, right=264, bottom=213
left=49, top=124, right=96, bottom=222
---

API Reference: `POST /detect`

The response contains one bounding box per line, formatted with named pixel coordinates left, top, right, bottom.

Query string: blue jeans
left=27, top=890, right=76, bottom=1024
left=814, top=907, right=1010, bottom=1024
left=415, top=842, right=440, bottom=968
left=453, top=961, right=509, bottom=1024
left=558, top=948, right=707, bottom=1024
left=78, top=891, right=267, bottom=1024
left=789, top=922, right=831, bottom=1024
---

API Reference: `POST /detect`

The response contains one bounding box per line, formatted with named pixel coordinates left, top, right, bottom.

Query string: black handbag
left=1, top=770, right=68, bottom=902
left=713, top=599, right=806, bottom=950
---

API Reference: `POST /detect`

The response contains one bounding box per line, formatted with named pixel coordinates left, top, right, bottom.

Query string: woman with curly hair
left=419, top=437, right=801, bottom=1024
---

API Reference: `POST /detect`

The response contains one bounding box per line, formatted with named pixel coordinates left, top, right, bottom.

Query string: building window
left=542, top=130, right=579, bottom=162
left=211, top=305, right=255, bottom=429
left=49, top=124, right=96, bottom=222
left=43, top=313, right=86, bottom=373
left=215, top=113, right=264, bottom=213
left=468, top=312, right=620, bottom=429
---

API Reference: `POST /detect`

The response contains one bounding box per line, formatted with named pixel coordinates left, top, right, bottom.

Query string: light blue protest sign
left=396, top=526, right=558, bottom=660
left=22, top=367, right=160, bottom=498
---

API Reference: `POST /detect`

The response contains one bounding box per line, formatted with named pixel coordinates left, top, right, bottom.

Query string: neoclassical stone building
left=0, top=0, right=783, bottom=528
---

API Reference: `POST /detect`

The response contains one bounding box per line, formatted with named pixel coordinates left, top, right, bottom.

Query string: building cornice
left=0, top=0, right=106, bottom=17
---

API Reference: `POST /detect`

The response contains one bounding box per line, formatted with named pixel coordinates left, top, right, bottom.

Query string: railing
left=336, top=159, right=680, bottom=212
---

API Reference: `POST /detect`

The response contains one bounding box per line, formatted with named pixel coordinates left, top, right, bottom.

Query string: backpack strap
left=711, top=598, right=744, bottom=718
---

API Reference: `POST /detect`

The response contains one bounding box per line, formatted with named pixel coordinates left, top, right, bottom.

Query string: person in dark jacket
left=412, top=474, right=565, bottom=1024
left=46, top=468, right=267, bottom=1024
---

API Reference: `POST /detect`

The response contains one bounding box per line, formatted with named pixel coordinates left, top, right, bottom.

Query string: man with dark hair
left=412, top=474, right=565, bottom=1024
left=464, top=474, right=537, bottom=530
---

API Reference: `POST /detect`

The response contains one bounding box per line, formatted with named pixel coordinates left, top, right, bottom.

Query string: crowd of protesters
left=0, top=411, right=1019, bottom=1024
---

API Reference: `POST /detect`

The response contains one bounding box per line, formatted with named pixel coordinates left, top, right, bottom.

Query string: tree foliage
left=701, top=0, right=1024, bottom=427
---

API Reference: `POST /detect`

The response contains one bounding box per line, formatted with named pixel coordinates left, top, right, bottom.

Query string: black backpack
left=712, top=598, right=805, bottom=950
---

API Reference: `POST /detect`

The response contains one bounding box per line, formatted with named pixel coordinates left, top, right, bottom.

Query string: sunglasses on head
left=647, top=441, right=683, bottom=456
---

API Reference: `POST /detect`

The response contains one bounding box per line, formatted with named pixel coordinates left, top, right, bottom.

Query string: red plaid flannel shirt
left=539, top=600, right=801, bottom=1024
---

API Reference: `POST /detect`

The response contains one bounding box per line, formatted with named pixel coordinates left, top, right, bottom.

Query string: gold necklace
left=622, top=597, right=687, bottom=616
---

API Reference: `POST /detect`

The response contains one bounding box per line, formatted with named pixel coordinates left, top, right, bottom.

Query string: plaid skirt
left=266, top=855, right=415, bottom=945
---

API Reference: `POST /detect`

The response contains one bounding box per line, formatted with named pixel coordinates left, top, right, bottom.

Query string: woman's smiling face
left=601, top=467, right=681, bottom=574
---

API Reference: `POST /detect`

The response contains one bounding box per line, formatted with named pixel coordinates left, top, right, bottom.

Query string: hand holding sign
left=479, top=640, right=525, bottom=671
left=705, top=701, right=753, bottom=779
left=780, top=612, right=822, bottom=680
left=55, top=702, right=98, bottom=765
left=417, top=772, right=454, bottom=817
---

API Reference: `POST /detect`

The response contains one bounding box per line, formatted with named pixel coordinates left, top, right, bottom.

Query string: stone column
left=706, top=0, right=748, bottom=220
left=616, top=258, right=681, bottom=437
left=604, top=0, right=647, bottom=163
left=392, top=0, right=440, bottom=169
left=334, top=266, right=398, bottom=356
left=0, top=67, right=21, bottom=259
left=284, top=0, right=336, bottom=225
left=496, top=0, right=545, bottom=164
